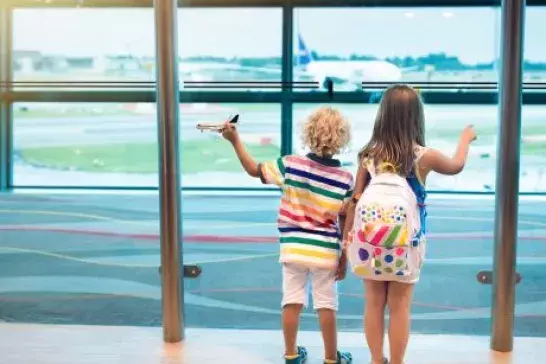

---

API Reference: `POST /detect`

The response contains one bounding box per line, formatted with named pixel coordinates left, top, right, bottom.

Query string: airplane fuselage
left=300, top=60, right=403, bottom=89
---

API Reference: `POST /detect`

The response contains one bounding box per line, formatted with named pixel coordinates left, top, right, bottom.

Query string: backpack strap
left=363, top=158, right=376, bottom=178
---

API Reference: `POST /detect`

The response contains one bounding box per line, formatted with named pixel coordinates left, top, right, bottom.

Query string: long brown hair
left=358, top=84, right=425, bottom=176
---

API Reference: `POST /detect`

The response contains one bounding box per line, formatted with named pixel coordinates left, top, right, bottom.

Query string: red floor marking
left=2, top=226, right=546, bottom=243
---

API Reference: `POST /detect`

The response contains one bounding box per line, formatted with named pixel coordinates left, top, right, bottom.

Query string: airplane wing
left=400, top=65, right=422, bottom=72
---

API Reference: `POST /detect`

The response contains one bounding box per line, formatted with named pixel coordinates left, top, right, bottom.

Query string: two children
left=221, top=84, right=476, bottom=364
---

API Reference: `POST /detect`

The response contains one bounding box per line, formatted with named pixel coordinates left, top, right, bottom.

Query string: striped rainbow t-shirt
left=259, top=153, right=354, bottom=269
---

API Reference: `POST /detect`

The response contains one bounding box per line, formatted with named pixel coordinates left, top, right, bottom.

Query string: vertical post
left=281, top=5, right=293, bottom=156
left=491, top=0, right=525, bottom=352
left=0, top=7, right=13, bottom=191
left=153, top=0, right=184, bottom=343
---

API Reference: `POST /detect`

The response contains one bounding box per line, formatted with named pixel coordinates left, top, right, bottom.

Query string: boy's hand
left=335, top=251, right=348, bottom=281
left=221, top=121, right=239, bottom=144
left=461, top=125, right=477, bottom=144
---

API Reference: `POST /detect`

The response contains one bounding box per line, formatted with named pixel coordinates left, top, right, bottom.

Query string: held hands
left=335, top=250, right=348, bottom=281
left=220, top=120, right=239, bottom=144
left=461, top=125, right=477, bottom=144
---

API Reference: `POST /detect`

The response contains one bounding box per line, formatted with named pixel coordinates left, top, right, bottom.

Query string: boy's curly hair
left=301, top=107, right=351, bottom=157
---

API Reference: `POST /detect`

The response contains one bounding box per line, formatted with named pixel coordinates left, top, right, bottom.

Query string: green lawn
left=21, top=139, right=280, bottom=174
left=20, top=136, right=545, bottom=175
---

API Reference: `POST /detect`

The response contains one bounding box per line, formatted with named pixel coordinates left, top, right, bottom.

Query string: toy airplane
left=196, top=114, right=239, bottom=132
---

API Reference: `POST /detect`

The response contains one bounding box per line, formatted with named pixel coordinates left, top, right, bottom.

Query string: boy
left=221, top=107, right=354, bottom=364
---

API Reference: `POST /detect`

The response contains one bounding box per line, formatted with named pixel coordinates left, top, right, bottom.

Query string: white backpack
left=347, top=159, right=422, bottom=280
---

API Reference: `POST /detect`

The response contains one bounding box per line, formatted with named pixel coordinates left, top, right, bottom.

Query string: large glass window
left=14, top=8, right=282, bottom=92
left=293, top=104, right=497, bottom=192
left=515, top=7, right=546, bottom=337
left=178, top=8, right=282, bottom=92
left=13, top=103, right=280, bottom=188
left=524, top=7, right=546, bottom=83
left=293, top=8, right=498, bottom=92
left=13, top=9, right=155, bottom=88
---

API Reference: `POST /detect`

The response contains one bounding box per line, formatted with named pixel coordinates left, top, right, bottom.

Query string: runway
left=0, top=192, right=545, bottom=337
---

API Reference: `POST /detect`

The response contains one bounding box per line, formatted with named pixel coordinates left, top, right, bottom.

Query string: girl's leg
left=364, top=280, right=388, bottom=364
left=386, top=282, right=415, bottom=364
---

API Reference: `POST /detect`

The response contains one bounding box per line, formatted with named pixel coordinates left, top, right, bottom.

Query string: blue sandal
left=285, top=346, right=308, bottom=364
left=324, top=351, right=353, bottom=364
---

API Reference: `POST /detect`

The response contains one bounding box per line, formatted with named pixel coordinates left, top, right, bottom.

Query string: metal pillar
left=491, top=0, right=525, bottom=352
left=0, top=7, right=13, bottom=191
left=153, top=0, right=184, bottom=343
left=281, top=5, right=293, bottom=156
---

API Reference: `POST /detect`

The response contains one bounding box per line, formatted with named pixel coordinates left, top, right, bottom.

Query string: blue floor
left=0, top=193, right=545, bottom=336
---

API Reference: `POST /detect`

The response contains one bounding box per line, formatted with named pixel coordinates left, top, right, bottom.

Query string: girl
left=342, top=84, right=477, bottom=364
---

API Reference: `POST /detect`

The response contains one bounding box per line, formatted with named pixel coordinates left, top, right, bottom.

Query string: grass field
left=20, top=139, right=280, bottom=174
left=19, top=138, right=546, bottom=174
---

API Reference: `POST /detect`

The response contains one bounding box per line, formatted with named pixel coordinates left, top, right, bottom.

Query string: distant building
left=13, top=50, right=42, bottom=73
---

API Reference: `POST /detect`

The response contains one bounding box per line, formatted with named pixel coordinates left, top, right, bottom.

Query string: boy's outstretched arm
left=221, top=122, right=260, bottom=178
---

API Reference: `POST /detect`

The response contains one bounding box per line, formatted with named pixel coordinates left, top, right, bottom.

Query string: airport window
left=520, top=105, right=546, bottom=193
left=178, top=103, right=281, bottom=188
left=13, top=102, right=281, bottom=188
left=524, top=7, right=546, bottom=82
left=13, top=9, right=156, bottom=88
left=293, top=8, right=498, bottom=92
left=293, top=104, right=499, bottom=192
left=178, top=8, right=282, bottom=92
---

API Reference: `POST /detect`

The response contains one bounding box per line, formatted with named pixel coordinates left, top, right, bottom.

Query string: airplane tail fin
left=296, top=34, right=313, bottom=68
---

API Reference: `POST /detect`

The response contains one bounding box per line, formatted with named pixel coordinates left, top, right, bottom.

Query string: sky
left=13, top=7, right=546, bottom=64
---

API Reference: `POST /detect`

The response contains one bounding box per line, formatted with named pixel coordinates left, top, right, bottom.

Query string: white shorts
left=281, top=263, right=338, bottom=311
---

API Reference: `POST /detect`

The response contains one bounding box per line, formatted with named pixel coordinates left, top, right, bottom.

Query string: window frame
left=2, top=2, right=546, bottom=194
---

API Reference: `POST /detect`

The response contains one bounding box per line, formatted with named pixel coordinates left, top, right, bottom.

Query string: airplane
left=174, top=33, right=412, bottom=92
left=295, top=34, right=405, bottom=91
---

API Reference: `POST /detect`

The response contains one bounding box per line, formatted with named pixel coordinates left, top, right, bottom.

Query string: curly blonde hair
left=301, top=107, right=351, bottom=157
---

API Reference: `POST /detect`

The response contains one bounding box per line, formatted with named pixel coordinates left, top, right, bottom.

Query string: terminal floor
left=0, top=323, right=540, bottom=364
left=1, top=192, right=546, bottom=337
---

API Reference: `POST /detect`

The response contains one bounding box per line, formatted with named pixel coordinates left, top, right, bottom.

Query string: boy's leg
left=317, top=308, right=338, bottom=361
left=283, top=304, right=304, bottom=357
left=282, top=263, right=309, bottom=358
left=311, top=268, right=351, bottom=363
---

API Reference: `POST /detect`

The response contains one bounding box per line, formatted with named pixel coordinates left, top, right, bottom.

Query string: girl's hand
left=335, top=251, right=348, bottom=281
left=461, top=125, right=477, bottom=144
left=221, top=121, right=239, bottom=144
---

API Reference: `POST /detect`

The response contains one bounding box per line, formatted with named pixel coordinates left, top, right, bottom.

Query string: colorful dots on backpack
left=374, top=260, right=382, bottom=268
left=396, top=271, right=405, bottom=276
left=358, top=248, right=369, bottom=261
left=384, top=267, right=393, bottom=274
left=354, top=265, right=371, bottom=276
left=396, top=248, right=405, bottom=256
left=384, top=254, right=394, bottom=263
left=374, top=248, right=382, bottom=256
left=395, top=259, right=405, bottom=268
